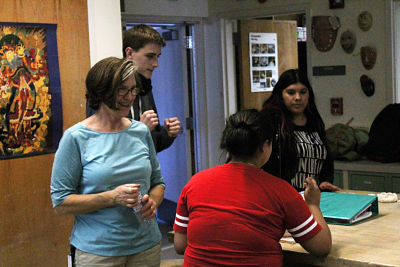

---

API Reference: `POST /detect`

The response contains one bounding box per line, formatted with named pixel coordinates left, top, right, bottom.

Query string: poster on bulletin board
left=249, top=32, right=278, bottom=92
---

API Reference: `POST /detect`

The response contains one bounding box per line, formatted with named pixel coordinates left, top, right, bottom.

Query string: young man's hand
left=140, top=110, right=159, bottom=131
left=165, top=117, right=181, bottom=137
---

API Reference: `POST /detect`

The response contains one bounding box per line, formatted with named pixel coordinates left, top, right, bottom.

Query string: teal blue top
left=50, top=120, right=165, bottom=256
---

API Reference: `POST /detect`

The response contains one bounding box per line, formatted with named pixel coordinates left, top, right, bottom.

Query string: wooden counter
left=282, top=190, right=400, bottom=267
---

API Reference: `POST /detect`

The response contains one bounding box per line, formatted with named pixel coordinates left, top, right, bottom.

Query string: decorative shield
left=312, top=16, right=340, bottom=52
left=340, top=30, right=356, bottom=54
left=358, top=11, right=373, bottom=31
left=361, top=46, right=377, bottom=70
left=360, top=75, right=375, bottom=97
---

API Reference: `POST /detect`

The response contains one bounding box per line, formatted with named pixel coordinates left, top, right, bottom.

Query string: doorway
left=237, top=18, right=299, bottom=110
left=236, top=14, right=307, bottom=111
left=124, top=22, right=197, bottom=223
left=220, top=4, right=311, bottom=117
left=273, top=13, right=307, bottom=76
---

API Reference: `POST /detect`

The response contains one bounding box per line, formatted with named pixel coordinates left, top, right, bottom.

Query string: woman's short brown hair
left=85, top=57, right=139, bottom=111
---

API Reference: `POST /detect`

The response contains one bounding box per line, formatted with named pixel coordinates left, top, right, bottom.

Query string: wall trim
left=385, top=0, right=396, bottom=103
left=390, top=0, right=400, bottom=103
left=213, top=3, right=311, bottom=20
left=121, top=14, right=202, bottom=24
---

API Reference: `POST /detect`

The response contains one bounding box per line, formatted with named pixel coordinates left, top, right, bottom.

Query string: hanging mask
left=360, top=75, right=375, bottom=97
left=312, top=16, right=340, bottom=52
left=340, top=30, right=356, bottom=54
left=358, top=11, right=373, bottom=31
left=361, top=46, right=377, bottom=70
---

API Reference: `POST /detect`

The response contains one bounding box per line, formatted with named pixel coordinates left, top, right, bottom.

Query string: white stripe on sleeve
left=290, top=221, right=318, bottom=238
left=288, top=215, right=313, bottom=232
left=176, top=213, right=189, bottom=221
left=174, top=220, right=188, bottom=228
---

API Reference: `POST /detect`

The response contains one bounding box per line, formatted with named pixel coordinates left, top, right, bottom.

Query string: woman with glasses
left=50, top=57, right=165, bottom=267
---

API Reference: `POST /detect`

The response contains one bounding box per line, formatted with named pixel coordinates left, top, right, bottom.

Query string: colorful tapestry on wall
left=0, top=23, right=62, bottom=159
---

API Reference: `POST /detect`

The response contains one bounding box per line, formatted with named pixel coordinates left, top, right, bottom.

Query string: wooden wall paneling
left=0, top=0, right=90, bottom=266
left=57, top=0, right=91, bottom=129
left=0, top=0, right=57, bottom=23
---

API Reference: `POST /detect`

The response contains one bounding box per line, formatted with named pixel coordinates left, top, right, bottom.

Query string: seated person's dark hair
left=220, top=109, right=274, bottom=160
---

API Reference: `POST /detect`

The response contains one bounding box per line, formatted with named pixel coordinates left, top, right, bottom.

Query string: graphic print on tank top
left=291, top=130, right=327, bottom=189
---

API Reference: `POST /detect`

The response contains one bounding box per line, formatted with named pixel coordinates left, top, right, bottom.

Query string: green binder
left=320, top=192, right=379, bottom=225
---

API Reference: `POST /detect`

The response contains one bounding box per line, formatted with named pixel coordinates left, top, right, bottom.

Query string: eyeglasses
left=118, top=87, right=139, bottom=98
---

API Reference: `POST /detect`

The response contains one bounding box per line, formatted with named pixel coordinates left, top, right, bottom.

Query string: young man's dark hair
left=123, top=24, right=166, bottom=57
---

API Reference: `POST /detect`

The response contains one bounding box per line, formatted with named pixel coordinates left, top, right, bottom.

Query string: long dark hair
left=261, top=69, right=327, bottom=180
left=263, top=69, right=324, bottom=131
left=220, top=109, right=273, bottom=162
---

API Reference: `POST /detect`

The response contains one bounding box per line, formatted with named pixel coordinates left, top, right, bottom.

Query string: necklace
left=231, top=161, right=258, bottom=168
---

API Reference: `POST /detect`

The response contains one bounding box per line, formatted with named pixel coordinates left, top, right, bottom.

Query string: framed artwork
left=329, top=0, right=344, bottom=9
left=0, top=22, right=62, bottom=159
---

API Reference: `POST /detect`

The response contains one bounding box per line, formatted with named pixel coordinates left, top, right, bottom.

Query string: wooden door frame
left=218, top=3, right=311, bottom=117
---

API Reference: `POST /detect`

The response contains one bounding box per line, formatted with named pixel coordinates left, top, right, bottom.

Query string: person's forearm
left=308, top=204, right=332, bottom=240
left=174, top=232, right=187, bottom=255
left=320, top=153, right=334, bottom=184
left=300, top=204, right=332, bottom=256
left=149, top=184, right=165, bottom=208
left=151, top=128, right=174, bottom=152
left=54, top=191, right=115, bottom=215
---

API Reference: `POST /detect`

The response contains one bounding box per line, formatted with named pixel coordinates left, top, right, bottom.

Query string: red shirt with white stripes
left=173, top=163, right=321, bottom=267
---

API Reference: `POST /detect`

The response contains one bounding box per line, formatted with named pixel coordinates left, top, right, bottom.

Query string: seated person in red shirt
left=173, top=109, right=332, bottom=266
